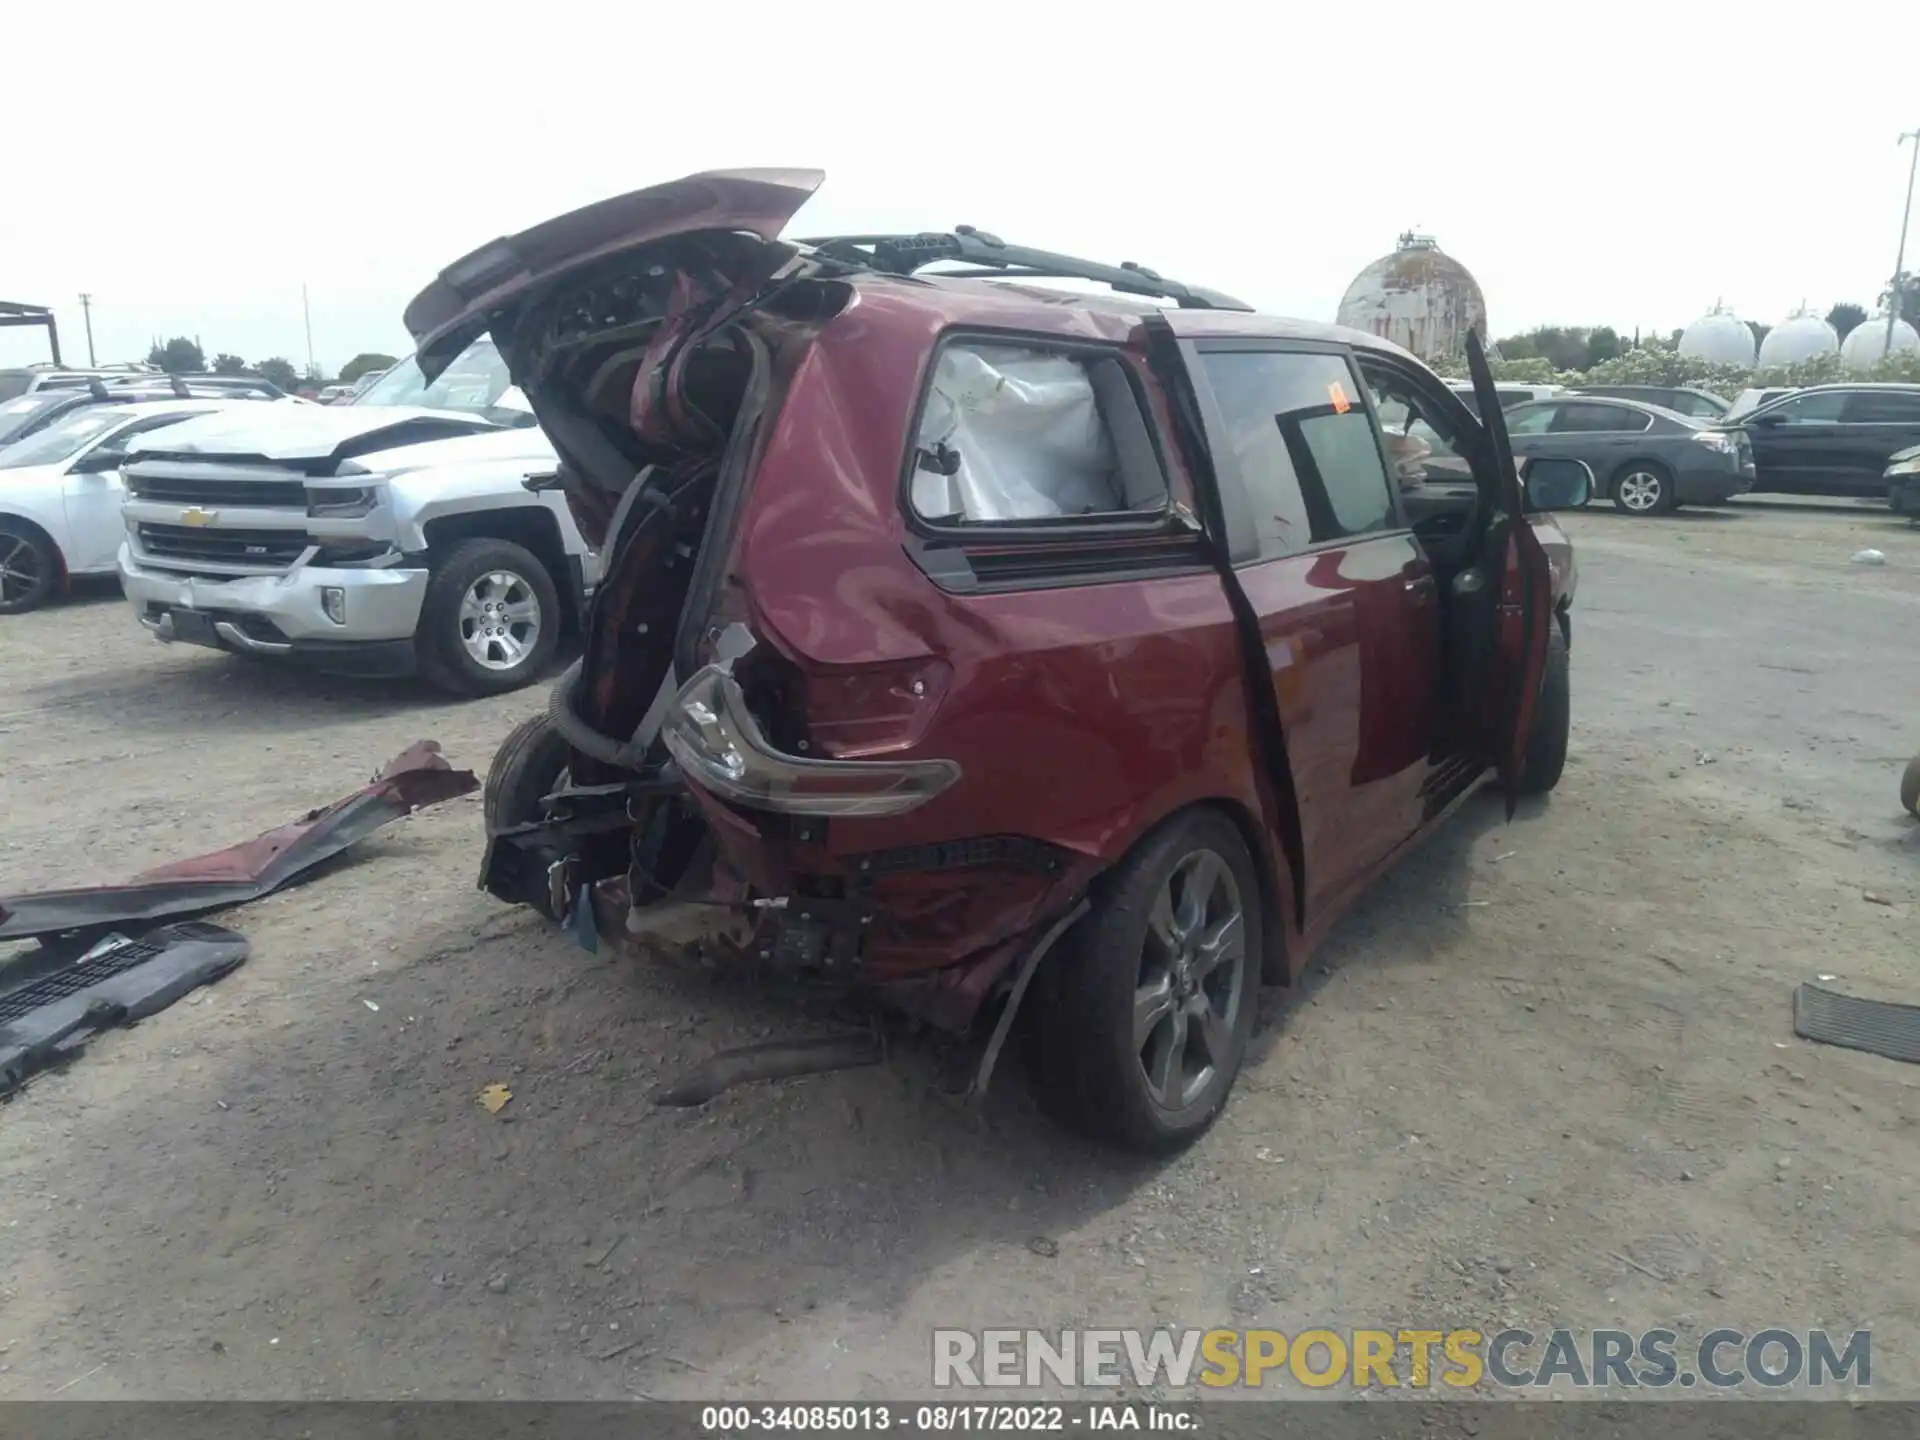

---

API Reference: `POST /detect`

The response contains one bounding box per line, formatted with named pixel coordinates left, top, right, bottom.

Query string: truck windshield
left=354, top=338, right=521, bottom=422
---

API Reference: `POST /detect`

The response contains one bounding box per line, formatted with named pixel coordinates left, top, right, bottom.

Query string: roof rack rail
left=793, top=227, right=1252, bottom=312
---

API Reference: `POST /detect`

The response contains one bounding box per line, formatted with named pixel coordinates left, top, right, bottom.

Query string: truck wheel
left=1023, top=808, right=1261, bottom=1153
left=0, top=521, right=61, bottom=615
left=484, top=714, right=572, bottom=833
left=418, top=538, right=560, bottom=697
left=1518, top=626, right=1570, bottom=794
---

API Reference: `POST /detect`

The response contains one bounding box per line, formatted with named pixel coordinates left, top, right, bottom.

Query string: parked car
left=1499, top=395, right=1753, bottom=515
left=1732, top=384, right=1920, bottom=498
left=1573, top=384, right=1730, bottom=420
left=106, top=373, right=289, bottom=399
left=1725, top=386, right=1797, bottom=421
left=1884, top=443, right=1920, bottom=517
left=0, top=364, right=162, bottom=400
left=423, top=167, right=1587, bottom=1151
left=0, top=377, right=286, bottom=447
left=116, top=336, right=596, bottom=696
left=1446, top=379, right=1564, bottom=414
left=0, top=399, right=251, bottom=614
left=315, top=383, right=357, bottom=404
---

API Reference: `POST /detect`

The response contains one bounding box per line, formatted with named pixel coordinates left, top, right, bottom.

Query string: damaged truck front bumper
left=121, top=546, right=427, bottom=676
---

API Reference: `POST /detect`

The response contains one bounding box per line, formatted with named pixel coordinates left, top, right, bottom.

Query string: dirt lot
left=2, top=499, right=1917, bottom=1401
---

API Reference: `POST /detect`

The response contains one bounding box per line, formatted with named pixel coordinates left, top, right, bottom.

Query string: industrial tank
left=1757, top=310, right=1840, bottom=369
left=1840, top=316, right=1920, bottom=371
left=1335, top=232, right=1488, bottom=362
left=1678, top=307, right=1757, bottom=367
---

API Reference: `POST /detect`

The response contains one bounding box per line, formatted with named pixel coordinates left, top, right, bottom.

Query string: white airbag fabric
left=912, top=345, right=1121, bottom=521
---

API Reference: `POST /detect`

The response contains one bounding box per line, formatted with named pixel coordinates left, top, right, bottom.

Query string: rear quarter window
left=907, top=342, right=1168, bottom=525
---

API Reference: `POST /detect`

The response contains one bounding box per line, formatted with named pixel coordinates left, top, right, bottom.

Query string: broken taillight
left=661, top=665, right=961, bottom=818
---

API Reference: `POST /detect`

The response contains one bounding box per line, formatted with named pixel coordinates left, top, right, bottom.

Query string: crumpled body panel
left=0, top=742, right=478, bottom=941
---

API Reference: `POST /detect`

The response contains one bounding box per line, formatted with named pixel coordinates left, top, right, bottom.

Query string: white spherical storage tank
left=1678, top=310, right=1757, bottom=367
left=1840, top=317, right=1920, bottom=371
left=1757, top=312, right=1840, bottom=369
left=1335, top=233, right=1488, bottom=363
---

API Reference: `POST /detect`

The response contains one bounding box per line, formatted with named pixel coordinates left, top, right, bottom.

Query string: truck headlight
left=1886, top=454, right=1920, bottom=478
left=306, top=486, right=379, bottom=518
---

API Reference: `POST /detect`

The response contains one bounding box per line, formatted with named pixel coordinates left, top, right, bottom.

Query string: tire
left=1023, top=808, right=1263, bottom=1153
left=1518, top=625, right=1570, bottom=795
left=484, top=713, right=572, bottom=833
left=1611, top=462, right=1676, bottom=517
left=416, top=538, right=561, bottom=697
left=1901, top=754, right=1920, bottom=820
left=0, top=521, right=61, bottom=616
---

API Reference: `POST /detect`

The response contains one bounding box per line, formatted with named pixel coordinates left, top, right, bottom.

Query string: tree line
left=143, top=336, right=398, bottom=392
left=1492, top=276, right=1920, bottom=373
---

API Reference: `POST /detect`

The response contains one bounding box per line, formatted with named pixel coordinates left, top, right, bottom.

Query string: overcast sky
left=5, top=3, right=1915, bottom=373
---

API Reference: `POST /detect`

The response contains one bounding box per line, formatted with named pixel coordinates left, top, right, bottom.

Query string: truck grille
left=136, top=523, right=311, bottom=569
left=123, top=473, right=307, bottom=509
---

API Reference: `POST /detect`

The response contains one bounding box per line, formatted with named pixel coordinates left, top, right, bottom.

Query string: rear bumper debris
left=0, top=921, right=249, bottom=1097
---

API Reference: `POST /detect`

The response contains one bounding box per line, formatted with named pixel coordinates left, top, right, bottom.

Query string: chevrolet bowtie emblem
left=181, top=507, right=218, bottom=527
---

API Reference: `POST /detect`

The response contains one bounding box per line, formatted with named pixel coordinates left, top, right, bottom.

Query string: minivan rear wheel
left=1024, top=809, right=1262, bottom=1152
left=484, top=713, right=572, bottom=833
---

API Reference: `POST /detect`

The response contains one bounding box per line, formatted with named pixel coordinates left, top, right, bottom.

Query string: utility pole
left=1889, top=128, right=1920, bottom=355
left=302, top=282, right=316, bottom=381
left=78, top=293, right=96, bottom=366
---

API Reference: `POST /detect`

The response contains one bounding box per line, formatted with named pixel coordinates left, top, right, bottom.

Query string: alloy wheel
left=0, top=535, right=44, bottom=607
left=1133, top=848, right=1247, bottom=1111
left=1617, top=471, right=1665, bottom=513
left=458, top=569, right=542, bottom=671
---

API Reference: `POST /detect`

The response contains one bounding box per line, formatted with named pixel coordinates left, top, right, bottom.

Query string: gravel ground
left=1, top=498, right=1916, bottom=1401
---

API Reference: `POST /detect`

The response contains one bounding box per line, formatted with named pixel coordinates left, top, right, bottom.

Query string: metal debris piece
left=1794, top=983, right=1920, bottom=1065
left=1, top=920, right=248, bottom=1096
left=0, top=741, right=478, bottom=942
left=651, top=1033, right=882, bottom=1107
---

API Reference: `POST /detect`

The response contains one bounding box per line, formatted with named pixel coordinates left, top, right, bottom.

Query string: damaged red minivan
left=406, top=168, right=1587, bottom=1151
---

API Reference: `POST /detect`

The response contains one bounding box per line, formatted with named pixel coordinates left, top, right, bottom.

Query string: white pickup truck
left=116, top=338, right=598, bottom=696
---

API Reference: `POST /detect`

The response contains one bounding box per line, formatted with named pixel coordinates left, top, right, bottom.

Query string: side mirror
left=1521, top=456, right=1592, bottom=511
left=70, top=449, right=123, bottom=475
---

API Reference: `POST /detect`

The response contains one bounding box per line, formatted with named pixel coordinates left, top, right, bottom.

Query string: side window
left=908, top=342, right=1166, bottom=525
left=1768, top=391, right=1849, bottom=424
left=1357, top=359, right=1476, bottom=488
left=1199, top=350, right=1396, bottom=558
left=1505, top=404, right=1557, bottom=436
left=1842, top=390, right=1920, bottom=424
left=1551, top=402, right=1646, bottom=433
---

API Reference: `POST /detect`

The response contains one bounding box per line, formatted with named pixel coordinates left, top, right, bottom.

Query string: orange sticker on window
left=1329, top=380, right=1351, bottom=414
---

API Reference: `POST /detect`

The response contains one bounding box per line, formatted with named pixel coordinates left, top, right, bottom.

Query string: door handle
left=1404, top=574, right=1437, bottom=602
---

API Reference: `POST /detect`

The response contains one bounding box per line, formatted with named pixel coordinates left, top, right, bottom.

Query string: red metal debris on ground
left=0, top=741, right=478, bottom=941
